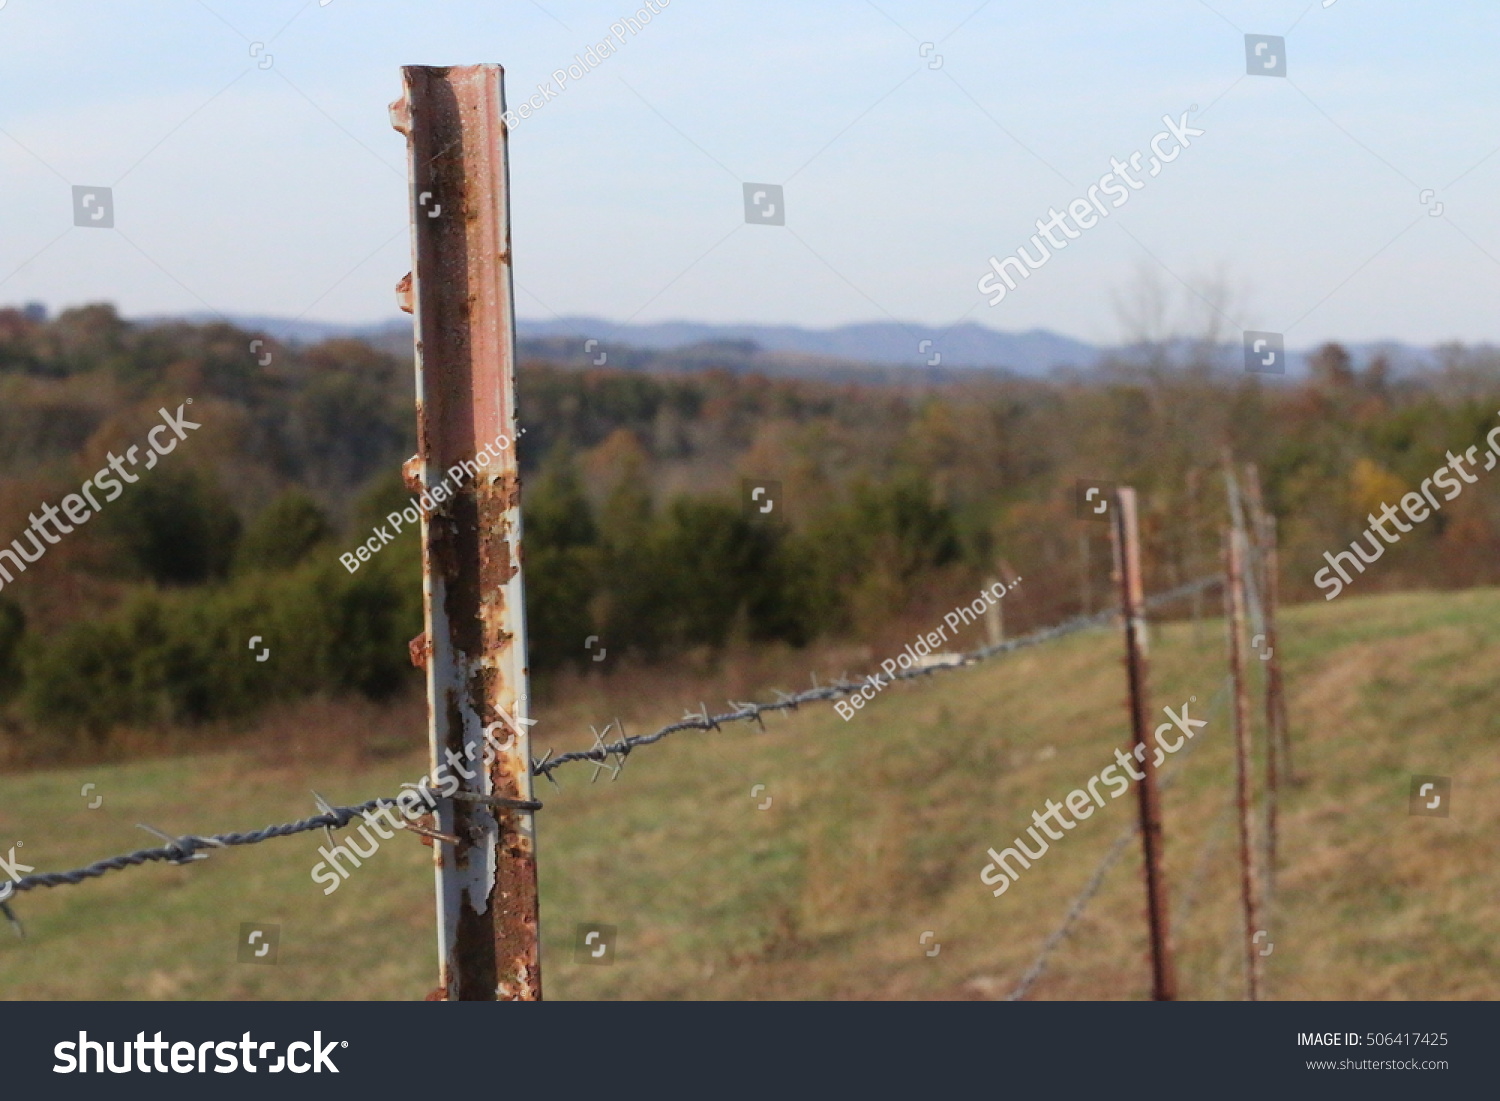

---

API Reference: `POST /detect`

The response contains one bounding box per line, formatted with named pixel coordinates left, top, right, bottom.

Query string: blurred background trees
left=4, top=302, right=1500, bottom=751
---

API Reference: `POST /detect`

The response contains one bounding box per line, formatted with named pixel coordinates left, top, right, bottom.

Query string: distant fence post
left=984, top=574, right=1004, bottom=647
left=1243, top=464, right=1292, bottom=785
left=1223, top=526, right=1263, bottom=1001
left=1111, top=487, right=1178, bottom=1001
left=1266, top=516, right=1292, bottom=780
left=1242, top=464, right=1286, bottom=881
left=1186, top=468, right=1204, bottom=644
left=1079, top=533, right=1092, bottom=616
left=392, top=63, right=541, bottom=1001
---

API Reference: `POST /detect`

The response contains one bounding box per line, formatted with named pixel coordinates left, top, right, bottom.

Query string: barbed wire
left=532, top=574, right=1225, bottom=782
left=1004, top=674, right=1232, bottom=1001
left=0, top=794, right=409, bottom=901
left=1004, top=822, right=1138, bottom=1002
left=0, top=574, right=1224, bottom=910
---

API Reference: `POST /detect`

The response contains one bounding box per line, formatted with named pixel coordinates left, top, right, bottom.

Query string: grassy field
left=0, top=588, right=1495, bottom=1000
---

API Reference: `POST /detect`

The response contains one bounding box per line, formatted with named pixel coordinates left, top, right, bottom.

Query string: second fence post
left=1224, top=526, right=1263, bottom=1001
left=1111, top=487, right=1178, bottom=1001
left=392, top=64, right=542, bottom=1001
left=1242, top=464, right=1285, bottom=878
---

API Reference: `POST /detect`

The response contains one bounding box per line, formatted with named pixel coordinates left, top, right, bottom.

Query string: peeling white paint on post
left=391, top=63, right=540, bottom=1001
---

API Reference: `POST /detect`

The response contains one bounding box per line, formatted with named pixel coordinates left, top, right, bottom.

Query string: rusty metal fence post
left=392, top=64, right=541, bottom=1001
left=1242, top=465, right=1285, bottom=883
left=1244, top=466, right=1293, bottom=786
left=1110, top=487, right=1178, bottom=1001
left=1223, top=526, right=1263, bottom=1001
left=1265, top=517, right=1292, bottom=780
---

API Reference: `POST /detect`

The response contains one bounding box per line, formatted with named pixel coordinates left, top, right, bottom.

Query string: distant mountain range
left=135, top=312, right=1445, bottom=380
left=514, top=317, right=1106, bottom=374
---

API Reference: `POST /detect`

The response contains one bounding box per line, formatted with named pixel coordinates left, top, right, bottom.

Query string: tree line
left=2, top=303, right=1498, bottom=749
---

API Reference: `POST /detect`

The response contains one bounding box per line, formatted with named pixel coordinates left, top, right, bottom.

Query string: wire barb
left=134, top=823, right=222, bottom=865
left=311, top=790, right=340, bottom=849
left=586, top=723, right=622, bottom=783
left=399, top=821, right=462, bottom=845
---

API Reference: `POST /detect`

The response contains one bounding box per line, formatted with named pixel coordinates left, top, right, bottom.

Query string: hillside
left=0, top=588, right=1492, bottom=1000
left=8, top=306, right=1500, bottom=763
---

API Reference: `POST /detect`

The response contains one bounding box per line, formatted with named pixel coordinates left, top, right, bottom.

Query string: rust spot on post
left=402, top=454, right=424, bottom=496
left=409, top=633, right=430, bottom=669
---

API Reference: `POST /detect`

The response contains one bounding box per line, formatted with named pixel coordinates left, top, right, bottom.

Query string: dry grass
left=0, top=588, right=1495, bottom=1000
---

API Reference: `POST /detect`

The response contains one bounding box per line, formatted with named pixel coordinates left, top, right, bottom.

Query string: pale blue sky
left=1, top=0, right=1498, bottom=346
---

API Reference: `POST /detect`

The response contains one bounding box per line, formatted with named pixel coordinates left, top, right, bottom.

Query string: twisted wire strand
left=1004, top=823, right=1139, bottom=1002
left=0, top=796, right=407, bottom=897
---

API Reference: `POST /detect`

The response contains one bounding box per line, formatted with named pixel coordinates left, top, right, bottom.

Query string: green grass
left=1, top=588, right=1496, bottom=1000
